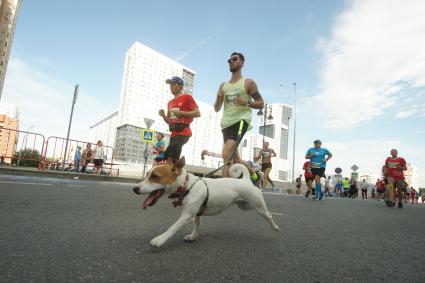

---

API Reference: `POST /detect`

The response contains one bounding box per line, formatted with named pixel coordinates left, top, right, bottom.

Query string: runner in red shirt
left=384, top=149, right=407, bottom=208
left=375, top=178, right=386, bottom=201
left=159, top=76, right=200, bottom=164
left=303, top=161, right=314, bottom=197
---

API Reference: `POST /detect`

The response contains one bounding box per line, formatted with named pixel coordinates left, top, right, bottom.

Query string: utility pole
left=62, top=84, right=79, bottom=170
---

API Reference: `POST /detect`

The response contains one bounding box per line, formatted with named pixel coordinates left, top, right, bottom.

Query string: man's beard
left=230, top=65, right=241, bottom=73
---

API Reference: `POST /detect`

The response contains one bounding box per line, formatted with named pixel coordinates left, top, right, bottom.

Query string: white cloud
left=2, top=58, right=110, bottom=141
left=314, top=0, right=425, bottom=129
left=395, top=110, right=416, bottom=119
left=175, top=33, right=215, bottom=61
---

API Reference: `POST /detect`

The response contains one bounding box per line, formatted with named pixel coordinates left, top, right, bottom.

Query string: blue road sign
left=141, top=129, right=155, bottom=143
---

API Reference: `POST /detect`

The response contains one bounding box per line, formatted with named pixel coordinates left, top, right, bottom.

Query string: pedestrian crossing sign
left=141, top=129, right=155, bottom=143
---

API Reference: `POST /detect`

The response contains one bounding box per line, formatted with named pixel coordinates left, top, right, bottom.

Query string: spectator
left=73, top=146, right=82, bottom=172
left=93, top=140, right=104, bottom=175
left=81, top=143, right=93, bottom=173
left=342, top=178, right=350, bottom=197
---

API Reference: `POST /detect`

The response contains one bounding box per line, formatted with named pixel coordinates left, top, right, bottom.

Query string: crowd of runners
left=299, top=147, right=423, bottom=207
left=148, top=51, right=422, bottom=203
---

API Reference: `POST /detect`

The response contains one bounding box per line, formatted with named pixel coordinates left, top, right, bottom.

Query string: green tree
left=12, top=149, right=41, bottom=167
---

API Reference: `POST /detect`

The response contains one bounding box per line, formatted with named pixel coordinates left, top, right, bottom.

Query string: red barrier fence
left=0, top=127, right=46, bottom=167
left=43, top=136, right=117, bottom=176
left=0, top=127, right=119, bottom=176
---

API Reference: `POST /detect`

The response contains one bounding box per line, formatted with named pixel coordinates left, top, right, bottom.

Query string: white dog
left=133, top=157, right=280, bottom=248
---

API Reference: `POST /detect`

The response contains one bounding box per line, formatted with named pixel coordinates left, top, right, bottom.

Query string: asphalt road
left=1, top=174, right=424, bottom=282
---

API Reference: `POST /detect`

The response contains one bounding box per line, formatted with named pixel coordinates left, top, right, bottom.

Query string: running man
left=152, top=133, right=166, bottom=166
left=375, top=178, right=386, bottom=201
left=360, top=179, right=368, bottom=199
left=296, top=174, right=302, bottom=194
left=324, top=176, right=332, bottom=196
left=303, top=160, right=314, bottom=197
left=384, top=149, right=407, bottom=208
left=214, top=52, right=264, bottom=177
left=305, top=140, right=332, bottom=200
left=255, top=141, right=277, bottom=190
left=159, top=76, right=200, bottom=164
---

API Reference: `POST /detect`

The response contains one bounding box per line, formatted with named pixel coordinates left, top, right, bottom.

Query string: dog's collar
left=168, top=174, right=190, bottom=207
left=169, top=174, right=209, bottom=216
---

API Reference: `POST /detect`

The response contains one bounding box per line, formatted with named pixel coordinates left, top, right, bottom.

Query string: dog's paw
left=183, top=234, right=198, bottom=242
left=150, top=236, right=165, bottom=248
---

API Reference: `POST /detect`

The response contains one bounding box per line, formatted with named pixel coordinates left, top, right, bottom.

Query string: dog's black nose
left=133, top=186, right=140, bottom=194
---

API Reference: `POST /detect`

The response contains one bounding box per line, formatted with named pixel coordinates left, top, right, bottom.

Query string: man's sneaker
left=305, top=192, right=309, bottom=198
left=319, top=191, right=324, bottom=200
left=385, top=200, right=395, bottom=207
left=398, top=202, right=403, bottom=208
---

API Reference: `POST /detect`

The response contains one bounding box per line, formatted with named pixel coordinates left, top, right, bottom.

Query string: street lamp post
left=292, top=82, right=297, bottom=182
left=257, top=103, right=273, bottom=157
left=62, top=84, right=79, bottom=170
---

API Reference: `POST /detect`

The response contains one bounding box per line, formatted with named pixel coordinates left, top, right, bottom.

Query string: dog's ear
left=172, top=156, right=185, bottom=176
left=174, top=156, right=185, bottom=168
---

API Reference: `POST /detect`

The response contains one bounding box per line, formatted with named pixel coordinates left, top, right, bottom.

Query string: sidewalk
left=0, top=165, right=139, bottom=184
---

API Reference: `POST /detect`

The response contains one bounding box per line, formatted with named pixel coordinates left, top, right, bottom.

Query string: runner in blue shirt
left=305, top=140, right=332, bottom=200
left=152, top=133, right=166, bottom=166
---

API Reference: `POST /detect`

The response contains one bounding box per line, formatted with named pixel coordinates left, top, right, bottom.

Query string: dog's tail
left=229, top=163, right=250, bottom=180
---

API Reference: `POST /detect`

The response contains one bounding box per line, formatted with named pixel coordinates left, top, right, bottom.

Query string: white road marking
left=271, top=212, right=284, bottom=216
left=0, top=181, right=53, bottom=186
left=66, top=185, right=85, bottom=188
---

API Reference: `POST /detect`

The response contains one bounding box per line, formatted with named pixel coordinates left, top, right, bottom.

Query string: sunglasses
left=227, top=57, right=239, bottom=63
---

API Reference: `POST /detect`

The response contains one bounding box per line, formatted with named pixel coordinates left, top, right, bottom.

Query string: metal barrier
left=43, top=136, right=118, bottom=176
left=0, top=127, right=119, bottom=176
left=0, top=127, right=46, bottom=167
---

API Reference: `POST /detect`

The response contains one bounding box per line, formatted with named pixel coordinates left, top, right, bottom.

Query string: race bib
left=225, top=90, right=241, bottom=105
left=311, top=162, right=321, bottom=168
left=169, top=107, right=179, bottom=120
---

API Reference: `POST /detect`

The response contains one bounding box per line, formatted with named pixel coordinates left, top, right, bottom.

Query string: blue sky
left=3, top=0, right=425, bottom=186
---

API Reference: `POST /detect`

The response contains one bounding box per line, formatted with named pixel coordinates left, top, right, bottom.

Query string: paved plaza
left=0, top=174, right=424, bottom=282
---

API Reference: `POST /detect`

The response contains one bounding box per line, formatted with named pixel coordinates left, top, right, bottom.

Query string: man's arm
left=214, top=83, right=225, bottom=112
left=159, top=109, right=170, bottom=124
left=234, top=79, right=264, bottom=109
left=271, top=149, right=277, bottom=157
left=325, top=152, right=332, bottom=162
left=305, top=150, right=314, bottom=159
left=173, top=107, right=201, bottom=118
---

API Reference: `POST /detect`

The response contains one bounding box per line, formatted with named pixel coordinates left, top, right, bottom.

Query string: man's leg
left=165, top=136, right=189, bottom=166
left=386, top=177, right=395, bottom=206
left=314, top=175, right=321, bottom=199
left=222, top=139, right=237, bottom=177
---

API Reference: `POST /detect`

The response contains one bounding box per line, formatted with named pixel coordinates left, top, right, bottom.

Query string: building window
left=280, top=128, right=289, bottom=159
left=279, top=170, right=288, bottom=181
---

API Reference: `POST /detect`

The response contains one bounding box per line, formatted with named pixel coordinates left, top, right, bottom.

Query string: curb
left=0, top=166, right=140, bottom=184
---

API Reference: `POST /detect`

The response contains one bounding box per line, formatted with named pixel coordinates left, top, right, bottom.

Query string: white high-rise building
left=88, top=109, right=118, bottom=149
left=89, top=41, right=222, bottom=167
left=240, top=103, right=292, bottom=181
left=0, top=0, right=21, bottom=99
left=405, top=163, right=419, bottom=189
